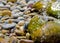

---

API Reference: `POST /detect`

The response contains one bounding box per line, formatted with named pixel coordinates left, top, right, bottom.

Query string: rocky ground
left=0, top=0, right=60, bottom=43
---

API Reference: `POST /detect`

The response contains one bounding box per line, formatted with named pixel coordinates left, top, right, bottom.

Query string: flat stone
left=12, top=19, right=20, bottom=23
left=1, top=23, right=16, bottom=29
left=17, top=17, right=24, bottom=20
left=20, top=39, right=34, bottom=43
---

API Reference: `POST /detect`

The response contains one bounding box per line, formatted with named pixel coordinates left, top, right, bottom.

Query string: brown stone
left=2, top=10, right=12, bottom=17
left=1, top=30, right=9, bottom=34
left=0, top=10, right=12, bottom=17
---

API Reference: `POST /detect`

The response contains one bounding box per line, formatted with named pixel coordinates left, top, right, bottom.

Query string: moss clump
left=28, top=15, right=45, bottom=40
left=32, top=1, right=43, bottom=10
left=46, top=2, right=60, bottom=18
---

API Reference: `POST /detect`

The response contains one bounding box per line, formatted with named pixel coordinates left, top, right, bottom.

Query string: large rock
left=46, top=1, right=60, bottom=18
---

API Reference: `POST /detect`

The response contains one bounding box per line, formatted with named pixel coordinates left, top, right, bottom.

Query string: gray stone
left=1, top=23, right=16, bottom=29
left=17, top=17, right=25, bottom=20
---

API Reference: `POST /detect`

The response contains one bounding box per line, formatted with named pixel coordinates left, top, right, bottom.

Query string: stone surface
left=1, top=23, right=16, bottom=29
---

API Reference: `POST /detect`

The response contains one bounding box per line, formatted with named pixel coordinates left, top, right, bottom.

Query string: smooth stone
left=1, top=30, right=9, bottom=34
left=1, top=23, right=16, bottom=29
left=18, top=12, right=24, bottom=16
left=16, top=5, right=21, bottom=9
left=17, top=17, right=25, bottom=20
left=5, top=5, right=10, bottom=8
left=0, top=2, right=4, bottom=7
left=12, top=13, right=20, bottom=18
left=10, top=5, right=17, bottom=10
left=25, top=0, right=30, bottom=3
left=12, top=12, right=24, bottom=18
left=24, top=22, right=29, bottom=30
left=12, top=19, right=20, bottom=23
left=23, top=15, right=30, bottom=19
left=1, top=10, right=12, bottom=17
left=0, top=16, right=2, bottom=19
left=19, top=8, right=25, bottom=12
left=1, top=17, right=10, bottom=20
left=18, top=20, right=25, bottom=26
left=12, top=9, right=20, bottom=14
left=17, top=0, right=26, bottom=5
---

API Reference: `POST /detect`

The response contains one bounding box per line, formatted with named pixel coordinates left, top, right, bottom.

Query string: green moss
left=28, top=15, right=45, bottom=40
left=28, top=16, right=44, bottom=33
left=32, top=1, right=43, bottom=10
left=46, top=2, right=60, bottom=18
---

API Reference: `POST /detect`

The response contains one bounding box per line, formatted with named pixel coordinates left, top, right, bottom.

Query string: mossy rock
left=34, top=21, right=60, bottom=43
left=28, top=15, right=45, bottom=40
left=43, top=21, right=60, bottom=36
left=46, top=2, right=60, bottom=18
left=43, top=22, right=60, bottom=43
left=32, top=1, right=43, bottom=10
left=28, top=15, right=45, bottom=33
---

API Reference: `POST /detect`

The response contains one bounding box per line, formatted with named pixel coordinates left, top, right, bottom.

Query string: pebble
left=17, top=17, right=24, bottom=20
left=1, top=23, right=16, bottom=29
left=0, top=16, right=2, bottom=19
left=0, top=2, right=4, bottom=7
left=18, top=20, right=25, bottom=26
